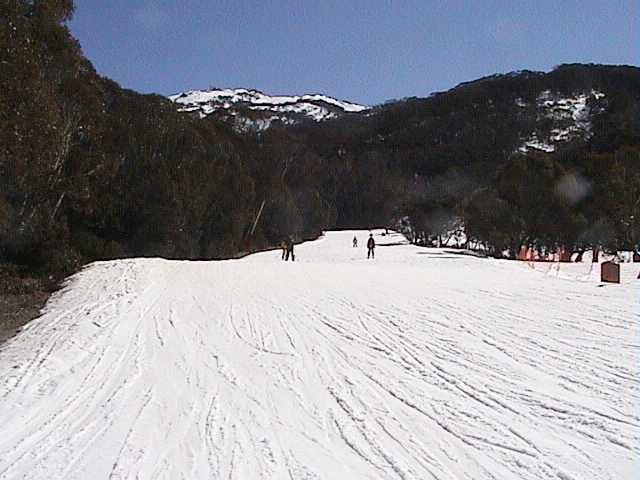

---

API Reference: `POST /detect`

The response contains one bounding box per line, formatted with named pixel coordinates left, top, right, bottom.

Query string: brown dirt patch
left=0, top=265, right=56, bottom=344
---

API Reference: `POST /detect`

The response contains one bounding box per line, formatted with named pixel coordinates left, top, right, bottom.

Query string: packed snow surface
left=0, top=231, right=637, bottom=479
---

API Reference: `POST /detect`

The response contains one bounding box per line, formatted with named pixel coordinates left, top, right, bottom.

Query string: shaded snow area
left=0, top=231, right=637, bottom=479
left=518, top=90, right=605, bottom=153
left=168, top=88, right=368, bottom=131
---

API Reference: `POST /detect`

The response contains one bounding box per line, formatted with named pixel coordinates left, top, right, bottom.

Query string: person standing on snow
left=285, top=237, right=295, bottom=262
left=353, top=236, right=358, bottom=248
left=367, top=233, right=375, bottom=259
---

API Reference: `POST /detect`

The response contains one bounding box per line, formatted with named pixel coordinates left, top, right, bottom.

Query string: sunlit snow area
left=168, top=88, right=368, bottom=125
left=0, top=231, right=637, bottom=479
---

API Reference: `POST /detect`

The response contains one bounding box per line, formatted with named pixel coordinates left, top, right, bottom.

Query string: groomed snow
left=0, top=231, right=637, bottom=479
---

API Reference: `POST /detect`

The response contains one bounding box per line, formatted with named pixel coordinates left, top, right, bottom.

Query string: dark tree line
left=462, top=148, right=640, bottom=257
left=2, top=1, right=297, bottom=275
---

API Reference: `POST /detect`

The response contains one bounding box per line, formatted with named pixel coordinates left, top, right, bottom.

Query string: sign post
left=601, top=261, right=620, bottom=284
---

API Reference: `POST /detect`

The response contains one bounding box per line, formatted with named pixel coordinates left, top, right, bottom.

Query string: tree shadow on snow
left=416, top=249, right=487, bottom=259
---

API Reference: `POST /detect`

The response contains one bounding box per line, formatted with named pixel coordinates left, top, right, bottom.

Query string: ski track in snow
left=0, top=231, right=637, bottom=479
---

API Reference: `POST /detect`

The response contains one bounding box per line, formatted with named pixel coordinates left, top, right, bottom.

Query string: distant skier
left=285, top=237, right=295, bottom=262
left=353, top=236, right=358, bottom=248
left=367, top=233, right=375, bottom=259
left=280, top=240, right=287, bottom=260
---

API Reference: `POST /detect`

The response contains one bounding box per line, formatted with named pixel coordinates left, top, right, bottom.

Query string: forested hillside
left=2, top=0, right=639, bottom=286
left=281, top=64, right=640, bottom=256
left=1, top=0, right=313, bottom=279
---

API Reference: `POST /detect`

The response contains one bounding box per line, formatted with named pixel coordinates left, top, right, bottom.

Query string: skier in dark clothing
left=367, top=234, right=375, bottom=259
left=353, top=236, right=358, bottom=248
left=285, top=237, right=295, bottom=261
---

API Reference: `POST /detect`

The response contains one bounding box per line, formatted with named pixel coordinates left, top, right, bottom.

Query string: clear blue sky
left=69, top=0, right=638, bottom=105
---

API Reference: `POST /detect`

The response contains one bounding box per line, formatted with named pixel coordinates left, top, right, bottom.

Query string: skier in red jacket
left=367, top=234, right=375, bottom=259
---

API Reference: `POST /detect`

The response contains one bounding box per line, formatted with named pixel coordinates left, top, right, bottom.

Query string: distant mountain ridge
left=168, top=88, right=368, bottom=131
left=170, top=65, right=630, bottom=154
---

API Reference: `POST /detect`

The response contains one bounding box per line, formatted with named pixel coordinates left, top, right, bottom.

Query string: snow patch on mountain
left=519, top=133, right=555, bottom=153
left=168, top=88, right=368, bottom=131
left=518, top=90, right=605, bottom=153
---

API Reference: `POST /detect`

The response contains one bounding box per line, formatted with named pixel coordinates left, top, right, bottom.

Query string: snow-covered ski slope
left=0, top=231, right=637, bottom=479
